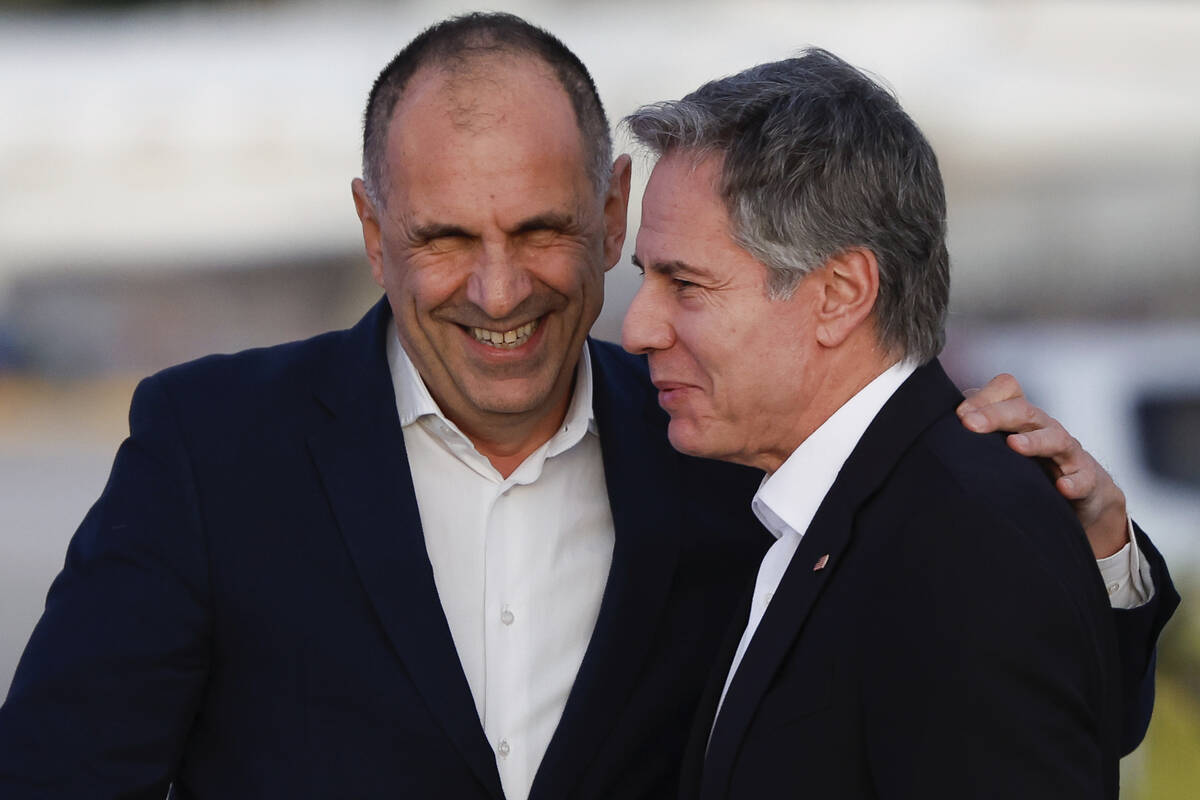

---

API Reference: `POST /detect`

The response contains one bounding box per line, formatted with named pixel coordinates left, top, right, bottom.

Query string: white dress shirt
left=388, top=329, right=614, bottom=800
left=713, top=360, right=1153, bottom=734
left=1097, top=522, right=1153, bottom=608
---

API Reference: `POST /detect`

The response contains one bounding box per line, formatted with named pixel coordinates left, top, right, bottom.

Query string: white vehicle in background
left=944, top=321, right=1200, bottom=571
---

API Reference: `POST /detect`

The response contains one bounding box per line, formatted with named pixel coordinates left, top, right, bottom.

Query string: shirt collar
left=752, top=359, right=919, bottom=541
left=385, top=324, right=598, bottom=464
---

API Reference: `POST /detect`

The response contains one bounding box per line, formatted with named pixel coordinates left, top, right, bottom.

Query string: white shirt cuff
left=1096, top=517, right=1155, bottom=609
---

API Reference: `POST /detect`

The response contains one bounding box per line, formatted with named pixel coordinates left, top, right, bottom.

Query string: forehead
left=637, top=152, right=748, bottom=266
left=640, top=151, right=725, bottom=229
left=383, top=56, right=593, bottom=224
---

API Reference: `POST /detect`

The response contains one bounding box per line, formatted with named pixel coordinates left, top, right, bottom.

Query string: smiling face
left=353, top=55, right=628, bottom=446
left=622, top=151, right=830, bottom=473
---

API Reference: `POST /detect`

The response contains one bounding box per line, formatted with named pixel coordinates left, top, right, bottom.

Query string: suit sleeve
left=0, top=375, right=211, bottom=798
left=1112, top=522, right=1180, bottom=754
left=858, top=506, right=1118, bottom=799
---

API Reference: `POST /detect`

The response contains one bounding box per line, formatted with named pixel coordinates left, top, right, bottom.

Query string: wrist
left=1088, top=505, right=1130, bottom=560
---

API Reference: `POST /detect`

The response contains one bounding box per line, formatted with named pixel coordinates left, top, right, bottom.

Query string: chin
left=463, top=373, right=557, bottom=414
left=474, top=392, right=552, bottom=416
left=668, top=420, right=752, bottom=468
left=667, top=421, right=714, bottom=460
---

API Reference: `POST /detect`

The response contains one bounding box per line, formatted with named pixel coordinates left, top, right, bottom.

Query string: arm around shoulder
left=1111, top=522, right=1181, bottom=754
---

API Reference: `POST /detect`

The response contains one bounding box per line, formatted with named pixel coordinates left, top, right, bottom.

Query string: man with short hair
left=0, top=15, right=1173, bottom=800
left=622, top=48, right=1177, bottom=799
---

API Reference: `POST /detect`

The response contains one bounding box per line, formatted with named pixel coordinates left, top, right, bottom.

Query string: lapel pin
left=813, top=554, right=830, bottom=571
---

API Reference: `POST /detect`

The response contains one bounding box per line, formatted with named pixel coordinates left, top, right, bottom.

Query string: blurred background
left=0, top=0, right=1196, bottom=794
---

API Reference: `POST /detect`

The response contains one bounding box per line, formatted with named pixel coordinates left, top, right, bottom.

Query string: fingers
left=962, top=392, right=1099, bottom=492
left=1003, top=422, right=1080, bottom=466
left=956, top=372, right=1023, bottom=415
left=956, top=375, right=1132, bottom=557
left=1053, top=457, right=1097, bottom=501
left=958, top=396, right=1050, bottom=435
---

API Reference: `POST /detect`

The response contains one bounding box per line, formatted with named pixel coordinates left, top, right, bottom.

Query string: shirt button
left=501, top=606, right=515, bottom=625
left=498, top=739, right=511, bottom=758
left=1107, top=581, right=1121, bottom=595
left=764, top=592, right=774, bottom=604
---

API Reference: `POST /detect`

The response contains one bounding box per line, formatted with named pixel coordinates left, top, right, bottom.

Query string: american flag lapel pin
left=813, top=554, right=830, bottom=571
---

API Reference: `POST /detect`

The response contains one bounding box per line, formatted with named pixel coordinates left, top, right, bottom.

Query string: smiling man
left=0, top=15, right=1176, bottom=800
left=351, top=45, right=628, bottom=476
left=623, top=50, right=1178, bottom=799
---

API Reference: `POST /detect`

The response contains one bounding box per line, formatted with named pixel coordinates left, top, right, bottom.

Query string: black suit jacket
left=0, top=300, right=769, bottom=799
left=685, top=360, right=1179, bottom=800
left=0, top=310, right=1174, bottom=798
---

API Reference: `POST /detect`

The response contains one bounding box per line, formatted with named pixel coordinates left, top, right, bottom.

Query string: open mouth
left=468, top=318, right=540, bottom=350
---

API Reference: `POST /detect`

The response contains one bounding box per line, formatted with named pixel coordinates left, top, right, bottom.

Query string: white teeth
left=470, top=319, right=539, bottom=349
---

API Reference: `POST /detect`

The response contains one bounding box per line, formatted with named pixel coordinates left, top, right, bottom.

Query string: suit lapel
left=699, top=361, right=963, bottom=800
left=698, top=498, right=857, bottom=800
left=306, top=300, right=503, bottom=800
left=529, top=342, right=687, bottom=800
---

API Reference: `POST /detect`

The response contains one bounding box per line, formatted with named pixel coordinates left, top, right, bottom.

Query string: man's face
left=622, top=151, right=824, bottom=472
left=355, top=57, right=627, bottom=437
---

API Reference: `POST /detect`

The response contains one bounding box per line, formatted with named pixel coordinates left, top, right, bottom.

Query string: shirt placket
left=483, top=478, right=531, bottom=799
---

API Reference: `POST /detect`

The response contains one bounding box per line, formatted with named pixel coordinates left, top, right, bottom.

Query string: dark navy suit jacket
left=0, top=300, right=769, bottom=799
left=0, top=307, right=1174, bottom=799
left=683, top=361, right=1179, bottom=800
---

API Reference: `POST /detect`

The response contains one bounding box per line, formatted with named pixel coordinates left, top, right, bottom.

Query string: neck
left=459, top=387, right=574, bottom=478
left=756, top=339, right=896, bottom=475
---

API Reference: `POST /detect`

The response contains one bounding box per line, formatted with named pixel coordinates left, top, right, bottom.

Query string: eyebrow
left=631, top=254, right=717, bottom=281
left=512, top=211, right=579, bottom=234
left=408, top=212, right=580, bottom=243
left=408, top=222, right=472, bottom=242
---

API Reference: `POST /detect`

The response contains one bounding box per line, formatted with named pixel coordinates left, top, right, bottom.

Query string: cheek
left=399, top=262, right=469, bottom=311
left=709, top=323, right=789, bottom=414
left=682, top=317, right=744, bottom=388
left=536, top=253, right=603, bottom=298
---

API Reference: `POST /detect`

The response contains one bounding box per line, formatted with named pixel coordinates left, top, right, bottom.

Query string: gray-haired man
left=622, top=49, right=1177, bottom=798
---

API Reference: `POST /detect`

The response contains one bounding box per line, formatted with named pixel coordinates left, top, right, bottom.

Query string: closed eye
left=409, top=222, right=474, bottom=251
left=514, top=212, right=578, bottom=242
left=520, top=226, right=560, bottom=246
left=425, top=233, right=471, bottom=253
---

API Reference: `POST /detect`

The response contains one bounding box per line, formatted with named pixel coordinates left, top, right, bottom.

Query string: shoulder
left=914, top=414, right=1081, bottom=539
left=863, top=412, right=1104, bottom=620
left=152, top=325, right=352, bottom=400
left=855, top=415, right=1113, bottom=664
left=129, top=318, right=370, bottom=450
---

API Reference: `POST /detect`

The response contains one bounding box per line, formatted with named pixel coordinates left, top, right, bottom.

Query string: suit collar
left=698, top=360, right=963, bottom=800
left=753, top=359, right=918, bottom=542
left=306, top=298, right=505, bottom=800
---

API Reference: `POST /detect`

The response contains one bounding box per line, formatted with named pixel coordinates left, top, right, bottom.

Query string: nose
left=622, top=280, right=674, bottom=354
left=466, top=241, right=533, bottom=320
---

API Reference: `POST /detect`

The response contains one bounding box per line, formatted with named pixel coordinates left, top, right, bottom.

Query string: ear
left=351, top=178, right=385, bottom=288
left=601, top=154, right=633, bottom=270
left=814, top=247, right=879, bottom=348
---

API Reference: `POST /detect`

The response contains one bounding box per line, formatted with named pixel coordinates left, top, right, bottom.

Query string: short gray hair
left=362, top=12, right=613, bottom=207
left=623, top=48, right=949, bottom=364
